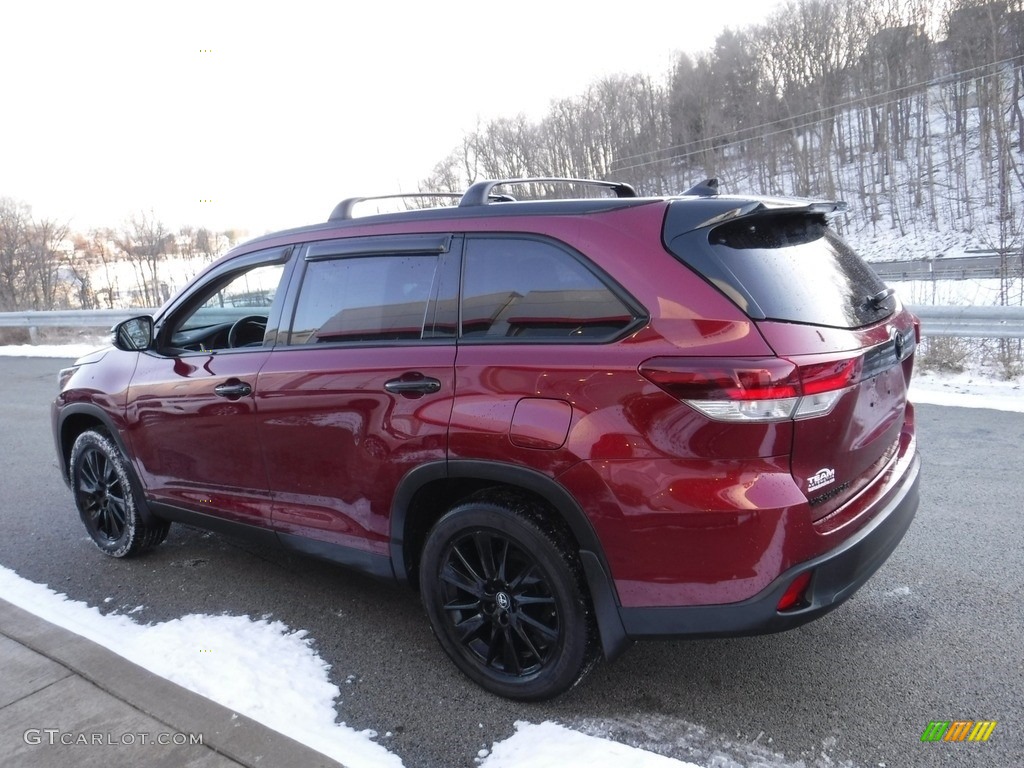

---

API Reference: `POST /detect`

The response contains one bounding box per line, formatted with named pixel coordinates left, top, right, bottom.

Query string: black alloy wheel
left=69, top=430, right=170, bottom=557
left=420, top=500, right=595, bottom=700
left=443, top=529, right=558, bottom=676
left=78, top=444, right=127, bottom=543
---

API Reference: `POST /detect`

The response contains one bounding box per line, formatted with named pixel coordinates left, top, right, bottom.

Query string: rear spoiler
left=668, top=197, right=849, bottom=235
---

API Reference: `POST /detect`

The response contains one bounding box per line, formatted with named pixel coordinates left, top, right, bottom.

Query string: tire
left=419, top=499, right=596, bottom=700
left=69, top=429, right=170, bottom=557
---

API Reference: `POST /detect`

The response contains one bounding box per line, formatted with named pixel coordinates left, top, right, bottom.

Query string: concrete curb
left=0, top=598, right=344, bottom=767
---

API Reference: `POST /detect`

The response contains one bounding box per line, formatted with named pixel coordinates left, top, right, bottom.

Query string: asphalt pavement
left=1, top=355, right=1022, bottom=768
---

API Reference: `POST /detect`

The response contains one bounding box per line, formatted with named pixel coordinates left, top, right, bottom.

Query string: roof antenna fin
left=682, top=178, right=719, bottom=197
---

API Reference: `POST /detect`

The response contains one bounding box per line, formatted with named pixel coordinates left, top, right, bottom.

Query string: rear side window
left=461, top=236, right=640, bottom=341
left=289, top=255, right=440, bottom=344
left=669, top=212, right=892, bottom=329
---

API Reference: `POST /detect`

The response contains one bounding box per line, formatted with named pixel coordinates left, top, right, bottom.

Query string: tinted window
left=670, top=213, right=892, bottom=329
left=290, top=255, right=440, bottom=344
left=461, top=237, right=637, bottom=341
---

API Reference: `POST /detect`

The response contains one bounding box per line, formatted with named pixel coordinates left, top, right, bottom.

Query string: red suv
left=53, top=178, right=920, bottom=700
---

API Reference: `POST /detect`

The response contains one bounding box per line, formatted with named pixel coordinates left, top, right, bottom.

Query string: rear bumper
left=619, top=451, right=920, bottom=639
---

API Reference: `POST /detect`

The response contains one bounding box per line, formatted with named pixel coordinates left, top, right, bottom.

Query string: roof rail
left=459, top=177, right=638, bottom=207
left=328, top=193, right=462, bottom=222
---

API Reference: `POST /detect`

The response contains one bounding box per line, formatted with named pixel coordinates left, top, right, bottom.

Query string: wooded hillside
left=421, top=0, right=1024, bottom=274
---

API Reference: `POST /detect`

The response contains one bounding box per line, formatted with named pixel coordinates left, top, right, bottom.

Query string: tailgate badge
left=808, top=467, right=836, bottom=493
left=892, top=326, right=906, bottom=360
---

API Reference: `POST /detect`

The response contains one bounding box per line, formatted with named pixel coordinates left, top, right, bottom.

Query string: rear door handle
left=214, top=380, right=253, bottom=399
left=384, top=375, right=441, bottom=395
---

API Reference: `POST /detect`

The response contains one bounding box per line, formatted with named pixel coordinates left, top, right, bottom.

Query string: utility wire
left=612, top=54, right=1024, bottom=174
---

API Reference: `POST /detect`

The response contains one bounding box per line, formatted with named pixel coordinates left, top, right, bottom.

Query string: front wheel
left=419, top=500, right=596, bottom=700
left=69, top=429, right=169, bottom=557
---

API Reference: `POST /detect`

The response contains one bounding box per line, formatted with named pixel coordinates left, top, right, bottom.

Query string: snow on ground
left=0, top=565, right=701, bottom=768
left=911, top=367, right=1024, bottom=412
left=0, top=565, right=402, bottom=768
left=0, top=343, right=106, bottom=358
left=478, top=722, right=700, bottom=768
left=889, top=278, right=1015, bottom=307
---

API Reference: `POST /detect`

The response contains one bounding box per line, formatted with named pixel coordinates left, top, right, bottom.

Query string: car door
left=123, top=247, right=294, bottom=527
left=255, top=235, right=459, bottom=567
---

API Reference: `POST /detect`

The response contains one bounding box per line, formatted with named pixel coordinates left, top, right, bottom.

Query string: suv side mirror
left=113, top=316, right=154, bottom=351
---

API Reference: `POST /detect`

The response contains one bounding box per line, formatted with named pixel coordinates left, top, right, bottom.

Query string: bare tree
left=115, top=212, right=171, bottom=307
left=27, top=218, right=71, bottom=310
left=668, top=53, right=725, bottom=181
left=420, top=138, right=478, bottom=194
left=412, top=0, right=1024, bottom=292
left=0, top=198, right=33, bottom=311
left=77, top=230, right=122, bottom=308
left=0, top=199, right=72, bottom=310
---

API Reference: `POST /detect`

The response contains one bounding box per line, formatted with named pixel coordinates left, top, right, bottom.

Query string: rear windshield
left=667, top=212, right=893, bottom=329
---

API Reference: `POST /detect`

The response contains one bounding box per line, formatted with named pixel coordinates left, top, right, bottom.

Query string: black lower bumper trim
left=620, top=452, right=920, bottom=640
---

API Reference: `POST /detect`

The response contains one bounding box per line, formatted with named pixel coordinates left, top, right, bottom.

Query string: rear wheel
left=69, top=430, right=169, bottom=557
left=419, top=499, right=595, bottom=700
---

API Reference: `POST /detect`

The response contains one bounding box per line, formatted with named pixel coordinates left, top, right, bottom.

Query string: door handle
left=384, top=375, right=441, bottom=395
left=214, top=380, right=253, bottom=399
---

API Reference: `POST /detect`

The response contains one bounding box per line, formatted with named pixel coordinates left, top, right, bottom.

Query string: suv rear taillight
left=639, top=355, right=861, bottom=423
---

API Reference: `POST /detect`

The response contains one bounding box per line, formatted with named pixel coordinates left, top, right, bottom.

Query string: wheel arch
left=390, top=459, right=631, bottom=661
left=56, top=404, right=161, bottom=526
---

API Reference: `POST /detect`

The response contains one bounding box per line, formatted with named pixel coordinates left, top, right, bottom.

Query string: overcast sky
left=3, top=0, right=786, bottom=237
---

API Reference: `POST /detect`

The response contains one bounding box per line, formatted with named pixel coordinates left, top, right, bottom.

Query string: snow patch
left=0, top=565, right=403, bottom=768
left=909, top=369, right=1024, bottom=413
left=0, top=343, right=105, bottom=358
left=480, top=722, right=702, bottom=768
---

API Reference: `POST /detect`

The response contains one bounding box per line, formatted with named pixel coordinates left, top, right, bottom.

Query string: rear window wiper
left=864, top=287, right=895, bottom=310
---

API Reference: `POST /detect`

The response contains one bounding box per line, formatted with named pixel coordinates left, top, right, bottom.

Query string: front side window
left=460, top=236, right=639, bottom=341
left=289, top=254, right=441, bottom=344
left=180, top=264, right=284, bottom=330
left=166, top=258, right=287, bottom=351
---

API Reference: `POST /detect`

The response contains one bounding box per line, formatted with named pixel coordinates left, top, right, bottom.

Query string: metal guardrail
left=872, top=253, right=1024, bottom=282
left=0, top=309, right=157, bottom=343
left=0, top=309, right=157, bottom=329
left=876, top=265, right=1012, bottom=280
left=1, top=305, right=1023, bottom=340
left=909, top=305, right=1024, bottom=339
